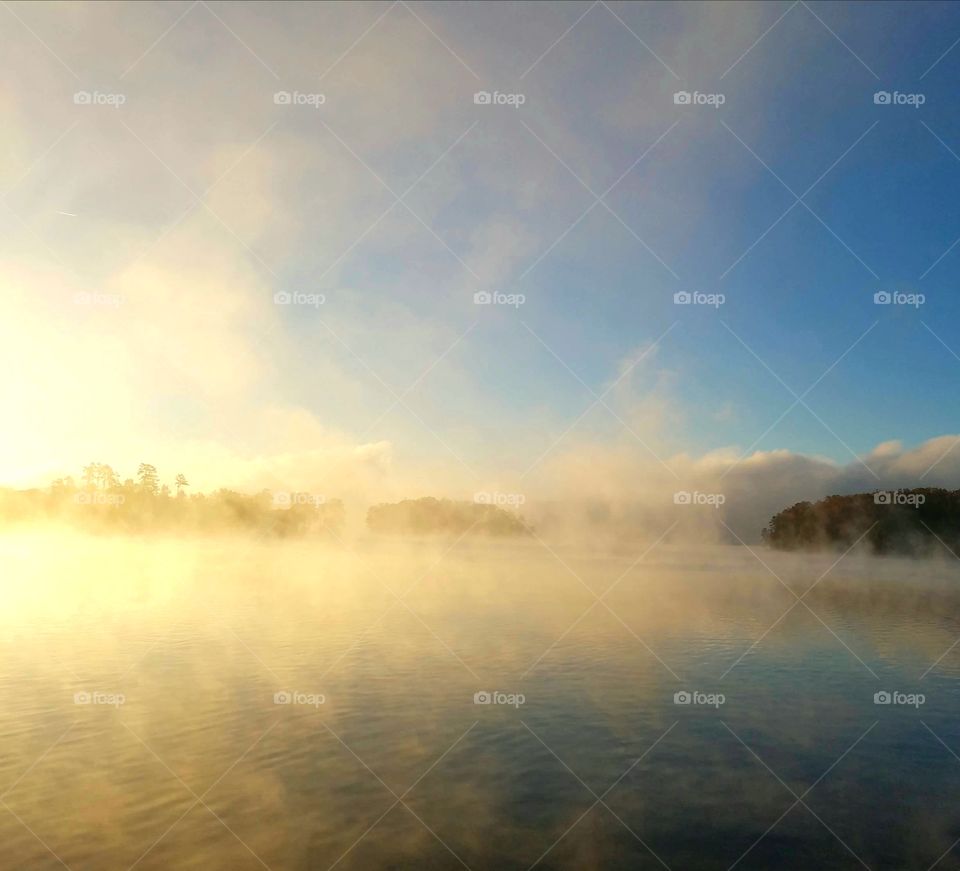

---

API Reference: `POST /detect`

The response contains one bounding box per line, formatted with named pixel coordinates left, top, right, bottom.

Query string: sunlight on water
left=1, top=531, right=959, bottom=870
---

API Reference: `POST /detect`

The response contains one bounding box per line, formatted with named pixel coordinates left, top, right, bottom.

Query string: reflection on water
left=1, top=531, right=959, bottom=870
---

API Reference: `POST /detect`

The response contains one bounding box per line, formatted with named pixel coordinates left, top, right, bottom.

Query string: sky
left=3, top=0, right=960, bottom=533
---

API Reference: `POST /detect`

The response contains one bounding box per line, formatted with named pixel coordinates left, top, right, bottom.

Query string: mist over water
left=8, top=0, right=960, bottom=866
left=2, top=531, right=959, bottom=870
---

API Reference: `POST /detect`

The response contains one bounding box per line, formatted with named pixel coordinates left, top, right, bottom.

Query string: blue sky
left=296, top=0, right=960, bottom=465
left=3, top=0, right=960, bottom=513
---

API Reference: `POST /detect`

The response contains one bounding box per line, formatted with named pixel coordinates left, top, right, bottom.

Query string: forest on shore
left=367, top=497, right=530, bottom=536
left=761, top=488, right=960, bottom=555
left=0, top=464, right=529, bottom=538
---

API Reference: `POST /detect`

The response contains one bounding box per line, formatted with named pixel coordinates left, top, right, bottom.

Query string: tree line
left=761, top=488, right=960, bottom=555
left=0, top=467, right=530, bottom=538
left=0, top=463, right=344, bottom=537
left=366, top=497, right=530, bottom=536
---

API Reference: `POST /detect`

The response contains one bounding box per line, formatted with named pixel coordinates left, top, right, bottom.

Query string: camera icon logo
left=73, top=91, right=92, bottom=105
left=874, top=491, right=892, bottom=505
left=673, top=491, right=692, bottom=505
left=273, top=91, right=292, bottom=105
left=74, top=691, right=91, bottom=704
left=273, top=291, right=291, bottom=304
left=274, top=691, right=292, bottom=705
left=473, top=691, right=492, bottom=704
left=874, top=690, right=892, bottom=704
left=474, top=291, right=492, bottom=305
left=874, top=91, right=891, bottom=105
left=874, top=291, right=891, bottom=305
left=673, top=690, right=692, bottom=705
left=673, top=291, right=691, bottom=305
left=673, top=91, right=692, bottom=105
left=474, top=91, right=492, bottom=105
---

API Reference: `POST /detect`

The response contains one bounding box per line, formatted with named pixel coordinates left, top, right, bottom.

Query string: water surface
left=1, top=532, right=959, bottom=870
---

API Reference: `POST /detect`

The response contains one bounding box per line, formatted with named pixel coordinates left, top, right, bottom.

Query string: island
left=761, top=488, right=960, bottom=555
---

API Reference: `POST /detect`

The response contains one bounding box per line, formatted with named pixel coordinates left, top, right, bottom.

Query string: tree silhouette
left=136, top=463, right=159, bottom=496
left=81, top=462, right=118, bottom=490
left=1, top=462, right=350, bottom=538
left=81, top=463, right=99, bottom=490
left=100, top=465, right=118, bottom=490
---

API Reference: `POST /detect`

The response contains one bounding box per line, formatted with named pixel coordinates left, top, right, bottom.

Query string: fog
left=3, top=530, right=958, bottom=869
left=4, top=529, right=959, bottom=674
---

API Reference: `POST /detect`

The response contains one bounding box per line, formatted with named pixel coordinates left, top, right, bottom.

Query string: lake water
left=1, top=531, right=959, bottom=870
